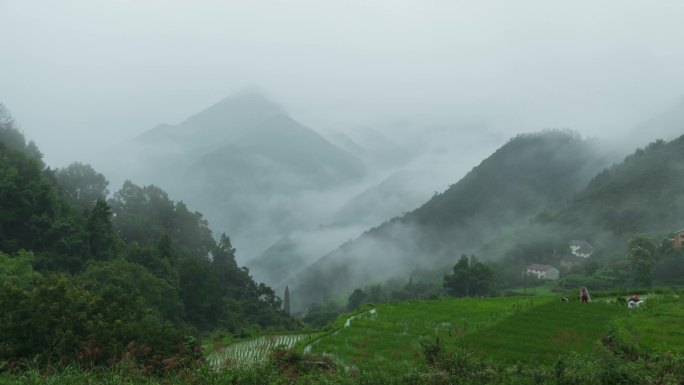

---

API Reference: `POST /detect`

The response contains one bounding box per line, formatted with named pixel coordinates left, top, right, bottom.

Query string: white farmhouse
left=524, top=264, right=560, bottom=280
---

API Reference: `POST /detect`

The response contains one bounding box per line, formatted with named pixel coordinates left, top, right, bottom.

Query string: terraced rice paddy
left=458, top=300, right=627, bottom=363
left=207, top=334, right=311, bottom=368
left=304, top=297, right=545, bottom=369
left=207, top=294, right=684, bottom=371
left=611, top=294, right=684, bottom=354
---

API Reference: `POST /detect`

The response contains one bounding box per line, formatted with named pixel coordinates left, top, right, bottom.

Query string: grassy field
left=5, top=293, right=684, bottom=384
left=508, top=282, right=558, bottom=296
left=303, top=296, right=550, bottom=369
left=457, top=300, right=627, bottom=363
left=611, top=293, right=684, bottom=354
left=202, top=293, right=684, bottom=373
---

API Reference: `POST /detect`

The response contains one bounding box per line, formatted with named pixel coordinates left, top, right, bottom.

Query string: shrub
left=270, top=347, right=335, bottom=379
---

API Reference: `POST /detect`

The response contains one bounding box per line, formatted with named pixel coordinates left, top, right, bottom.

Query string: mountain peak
left=183, top=88, right=283, bottom=128
left=135, top=88, right=285, bottom=146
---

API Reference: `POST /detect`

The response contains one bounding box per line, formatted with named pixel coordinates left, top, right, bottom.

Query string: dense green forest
left=0, top=105, right=297, bottom=371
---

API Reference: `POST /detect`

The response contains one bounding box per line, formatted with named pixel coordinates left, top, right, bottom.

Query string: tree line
left=0, top=104, right=297, bottom=371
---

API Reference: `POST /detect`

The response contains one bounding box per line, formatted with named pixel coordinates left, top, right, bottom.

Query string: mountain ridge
left=118, top=89, right=367, bottom=258
left=289, top=130, right=612, bottom=309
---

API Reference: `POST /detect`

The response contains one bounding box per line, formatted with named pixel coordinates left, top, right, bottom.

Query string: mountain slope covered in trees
left=290, top=130, right=611, bottom=308
left=503, top=134, right=684, bottom=258
left=551, top=136, right=684, bottom=235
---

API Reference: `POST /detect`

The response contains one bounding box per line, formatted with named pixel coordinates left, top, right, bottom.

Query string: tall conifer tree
left=283, top=285, right=291, bottom=314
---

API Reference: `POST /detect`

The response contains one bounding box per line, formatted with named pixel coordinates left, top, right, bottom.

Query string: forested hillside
left=291, top=130, right=611, bottom=308
left=431, top=132, right=684, bottom=294
left=0, top=105, right=296, bottom=370
left=550, top=136, right=684, bottom=235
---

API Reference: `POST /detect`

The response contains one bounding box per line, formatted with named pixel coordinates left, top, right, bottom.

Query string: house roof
left=526, top=263, right=557, bottom=271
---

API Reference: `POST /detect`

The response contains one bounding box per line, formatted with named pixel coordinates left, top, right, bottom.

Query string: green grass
left=611, top=294, right=684, bottom=354
left=202, top=293, right=684, bottom=373
left=457, top=300, right=627, bottom=364
left=0, top=367, right=175, bottom=385
left=8, top=294, right=684, bottom=384
left=303, top=296, right=549, bottom=370
left=508, top=282, right=558, bottom=296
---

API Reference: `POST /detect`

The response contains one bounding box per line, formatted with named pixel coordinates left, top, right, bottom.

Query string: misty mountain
left=478, top=131, right=684, bottom=285
left=325, top=121, right=508, bottom=228
left=290, top=130, right=611, bottom=308
left=137, top=89, right=283, bottom=147
left=629, top=97, right=684, bottom=147
left=331, top=170, right=440, bottom=226
left=130, top=89, right=364, bottom=186
left=324, top=127, right=413, bottom=171
left=247, top=237, right=306, bottom=287
left=115, top=89, right=366, bottom=258
left=188, top=112, right=366, bottom=192
left=538, top=134, right=684, bottom=240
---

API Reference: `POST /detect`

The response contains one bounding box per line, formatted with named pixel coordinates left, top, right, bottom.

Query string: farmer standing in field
left=579, top=287, right=591, bottom=303
left=628, top=294, right=643, bottom=309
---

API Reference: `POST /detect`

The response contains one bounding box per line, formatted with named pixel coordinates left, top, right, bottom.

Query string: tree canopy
left=0, top=105, right=298, bottom=370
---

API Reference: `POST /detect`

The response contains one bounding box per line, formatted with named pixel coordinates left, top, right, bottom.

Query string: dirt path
left=304, top=307, right=377, bottom=354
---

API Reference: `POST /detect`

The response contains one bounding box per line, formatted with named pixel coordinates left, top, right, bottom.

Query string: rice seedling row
left=207, top=334, right=310, bottom=368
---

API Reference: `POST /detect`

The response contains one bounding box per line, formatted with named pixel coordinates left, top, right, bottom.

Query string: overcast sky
left=2, top=0, right=684, bottom=167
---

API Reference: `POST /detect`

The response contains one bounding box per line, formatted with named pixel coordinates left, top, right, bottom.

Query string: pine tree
left=283, top=285, right=291, bottom=314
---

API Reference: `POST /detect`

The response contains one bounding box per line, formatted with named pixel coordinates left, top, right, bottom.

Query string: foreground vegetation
left=2, top=282, right=684, bottom=384
left=2, top=342, right=684, bottom=385
left=96, top=291, right=680, bottom=385
left=0, top=105, right=296, bottom=372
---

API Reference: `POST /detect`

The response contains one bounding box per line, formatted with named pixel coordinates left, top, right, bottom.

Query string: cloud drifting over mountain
left=2, top=1, right=684, bottom=168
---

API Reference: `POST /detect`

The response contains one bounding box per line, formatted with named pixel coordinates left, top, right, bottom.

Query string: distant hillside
left=131, top=89, right=364, bottom=187
left=247, top=237, right=306, bottom=287
left=538, top=134, right=684, bottom=240
left=472, top=132, right=684, bottom=288
left=187, top=113, right=366, bottom=192
left=111, top=89, right=365, bottom=258
left=291, top=130, right=610, bottom=308
left=628, top=97, right=684, bottom=147
left=331, top=170, right=439, bottom=227
left=324, top=127, right=413, bottom=171
left=135, top=89, right=284, bottom=148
